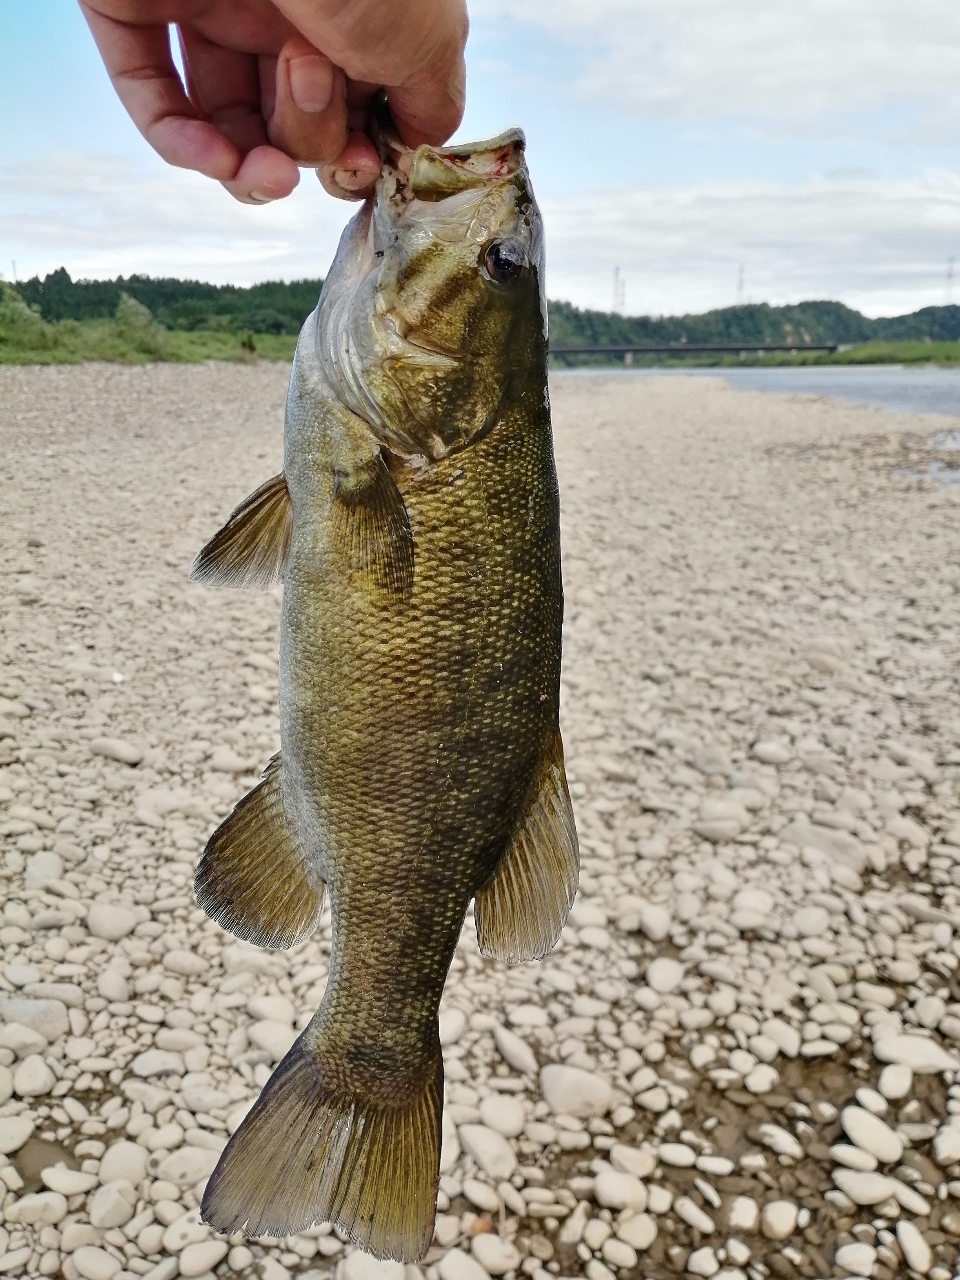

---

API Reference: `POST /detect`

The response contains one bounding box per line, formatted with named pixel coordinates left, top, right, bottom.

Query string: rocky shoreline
left=2, top=364, right=960, bottom=1280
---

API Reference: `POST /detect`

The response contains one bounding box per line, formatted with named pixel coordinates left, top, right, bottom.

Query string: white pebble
left=873, top=1034, right=958, bottom=1074
left=839, top=1105, right=903, bottom=1164
left=686, top=1246, right=720, bottom=1277
left=471, top=1234, right=521, bottom=1275
left=615, top=1212, right=657, bottom=1250
left=540, top=1063, right=612, bottom=1117
left=645, top=957, right=684, bottom=993
left=896, top=1220, right=933, bottom=1275
left=479, top=1094, right=524, bottom=1138
left=835, top=1241, right=876, bottom=1274
left=594, top=1168, right=647, bottom=1211
left=458, top=1124, right=517, bottom=1179
left=877, top=1063, right=913, bottom=1099
left=760, top=1200, right=797, bottom=1241
left=86, top=903, right=138, bottom=941
left=13, top=1053, right=55, bottom=1097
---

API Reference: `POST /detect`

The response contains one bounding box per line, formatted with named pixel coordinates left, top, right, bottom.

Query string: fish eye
left=481, top=239, right=527, bottom=287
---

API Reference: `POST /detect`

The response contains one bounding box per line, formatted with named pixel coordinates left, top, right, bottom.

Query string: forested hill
left=16, top=268, right=324, bottom=336
left=548, top=299, right=960, bottom=346
left=15, top=268, right=960, bottom=344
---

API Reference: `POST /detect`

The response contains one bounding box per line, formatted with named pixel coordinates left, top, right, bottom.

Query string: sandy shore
left=2, top=365, right=960, bottom=1280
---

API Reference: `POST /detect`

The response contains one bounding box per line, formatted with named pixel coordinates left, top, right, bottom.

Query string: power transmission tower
left=613, top=266, right=625, bottom=313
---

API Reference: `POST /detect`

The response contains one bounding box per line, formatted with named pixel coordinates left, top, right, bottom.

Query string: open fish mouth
left=313, top=119, right=544, bottom=461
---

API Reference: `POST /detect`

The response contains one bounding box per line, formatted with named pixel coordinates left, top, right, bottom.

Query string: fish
left=188, top=120, right=578, bottom=1262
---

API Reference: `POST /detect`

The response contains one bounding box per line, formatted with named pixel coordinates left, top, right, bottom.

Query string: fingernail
left=248, top=190, right=274, bottom=204
left=290, top=55, right=334, bottom=114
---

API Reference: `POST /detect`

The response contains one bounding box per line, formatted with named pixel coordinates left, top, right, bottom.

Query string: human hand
left=79, top=0, right=468, bottom=203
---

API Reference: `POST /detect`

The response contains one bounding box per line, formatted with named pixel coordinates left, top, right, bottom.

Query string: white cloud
left=473, top=0, right=960, bottom=136
left=543, top=171, right=960, bottom=317
left=1, top=153, right=352, bottom=284
left=5, top=153, right=960, bottom=318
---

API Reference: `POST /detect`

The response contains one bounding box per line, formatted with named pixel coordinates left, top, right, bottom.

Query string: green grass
left=3, top=283, right=960, bottom=370
left=0, top=286, right=297, bottom=366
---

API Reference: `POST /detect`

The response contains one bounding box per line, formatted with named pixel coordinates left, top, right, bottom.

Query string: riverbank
left=2, top=368, right=960, bottom=1280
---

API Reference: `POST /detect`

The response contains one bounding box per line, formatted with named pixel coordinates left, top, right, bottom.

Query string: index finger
left=79, top=1, right=243, bottom=181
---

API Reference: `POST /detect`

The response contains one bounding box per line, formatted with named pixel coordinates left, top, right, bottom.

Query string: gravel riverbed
left=2, top=364, right=960, bottom=1280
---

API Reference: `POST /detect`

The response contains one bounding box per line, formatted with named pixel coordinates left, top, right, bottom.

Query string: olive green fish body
left=283, top=370, right=561, bottom=1085
left=191, top=125, right=578, bottom=1261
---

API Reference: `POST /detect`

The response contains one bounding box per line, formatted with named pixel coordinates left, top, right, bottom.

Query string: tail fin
left=201, top=1031, right=442, bottom=1262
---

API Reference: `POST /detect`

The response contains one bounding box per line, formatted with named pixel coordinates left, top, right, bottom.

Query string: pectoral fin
left=190, top=473, right=292, bottom=590
left=330, top=452, right=414, bottom=602
left=194, top=754, right=325, bottom=950
left=475, top=732, right=579, bottom=964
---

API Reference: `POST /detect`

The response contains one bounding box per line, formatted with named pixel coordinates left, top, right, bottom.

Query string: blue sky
left=3, top=0, right=960, bottom=315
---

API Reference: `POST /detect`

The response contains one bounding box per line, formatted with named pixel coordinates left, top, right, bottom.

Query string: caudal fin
left=201, top=1031, right=442, bottom=1262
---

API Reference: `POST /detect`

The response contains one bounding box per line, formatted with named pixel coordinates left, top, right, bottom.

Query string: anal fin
left=194, top=754, right=324, bottom=950
left=475, top=731, right=579, bottom=964
left=190, top=473, right=292, bottom=590
left=330, top=451, right=413, bottom=602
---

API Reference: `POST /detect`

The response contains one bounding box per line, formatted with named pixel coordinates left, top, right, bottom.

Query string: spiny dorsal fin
left=194, top=754, right=325, bottom=950
left=202, top=1033, right=442, bottom=1262
left=330, top=452, right=413, bottom=602
left=475, top=731, right=579, bottom=964
left=190, top=473, right=292, bottom=590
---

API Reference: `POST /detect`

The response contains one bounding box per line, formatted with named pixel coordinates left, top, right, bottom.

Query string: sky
left=3, top=1, right=960, bottom=317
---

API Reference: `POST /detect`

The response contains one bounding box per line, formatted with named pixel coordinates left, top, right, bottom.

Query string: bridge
left=548, top=342, right=840, bottom=358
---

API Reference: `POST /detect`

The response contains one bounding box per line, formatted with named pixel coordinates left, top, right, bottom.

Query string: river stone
left=248, top=1019, right=297, bottom=1061
left=840, top=1105, right=903, bottom=1164
left=131, top=1049, right=185, bottom=1077
left=835, top=1242, right=877, bottom=1274
left=479, top=1093, right=525, bottom=1138
left=760, top=1200, right=797, bottom=1241
left=99, top=1141, right=149, bottom=1185
left=90, top=737, right=144, bottom=766
left=873, top=1034, right=958, bottom=1073
left=0, top=1113, right=34, bottom=1153
left=616, top=1212, right=657, bottom=1250
left=540, top=1063, right=612, bottom=1118
left=338, top=1252, right=406, bottom=1280
left=594, top=1168, right=648, bottom=1211
left=162, top=950, right=207, bottom=977
left=7, top=1190, right=68, bottom=1224
left=0, top=1025, right=47, bottom=1065
left=89, top=1180, right=137, bottom=1228
left=896, top=1220, right=933, bottom=1274
left=645, top=957, right=684, bottom=993
left=472, top=1234, right=521, bottom=1275
left=492, top=1024, right=538, bottom=1075
left=439, top=1008, right=467, bottom=1046
left=437, top=1248, right=490, bottom=1280
left=42, top=1166, right=99, bottom=1194
left=13, top=1053, right=55, bottom=1096
left=156, top=1145, right=220, bottom=1188
left=24, top=850, right=63, bottom=888
left=458, top=1124, right=517, bottom=1179
left=86, top=903, right=138, bottom=941
left=73, top=1246, right=123, bottom=1280
left=178, top=1240, right=229, bottom=1277
left=0, top=997, right=68, bottom=1041
left=832, top=1169, right=898, bottom=1205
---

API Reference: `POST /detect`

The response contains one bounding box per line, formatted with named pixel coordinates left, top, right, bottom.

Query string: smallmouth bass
left=190, top=124, right=578, bottom=1261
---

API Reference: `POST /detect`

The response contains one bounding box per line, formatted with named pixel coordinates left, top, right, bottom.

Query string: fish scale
left=189, top=121, right=578, bottom=1261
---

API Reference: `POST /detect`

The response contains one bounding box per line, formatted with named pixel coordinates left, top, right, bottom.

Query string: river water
left=556, top=364, right=960, bottom=419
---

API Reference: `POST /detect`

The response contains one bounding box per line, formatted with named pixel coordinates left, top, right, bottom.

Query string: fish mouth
left=371, top=103, right=526, bottom=207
